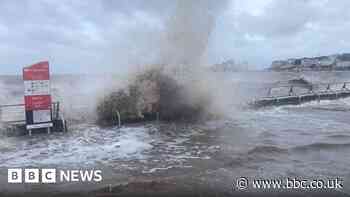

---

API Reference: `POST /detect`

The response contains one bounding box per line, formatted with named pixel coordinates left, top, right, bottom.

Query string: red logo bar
left=24, top=95, right=52, bottom=111
left=23, top=61, right=50, bottom=81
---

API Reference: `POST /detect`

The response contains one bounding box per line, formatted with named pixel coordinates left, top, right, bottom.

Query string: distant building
left=270, top=53, right=350, bottom=71
left=211, top=59, right=255, bottom=72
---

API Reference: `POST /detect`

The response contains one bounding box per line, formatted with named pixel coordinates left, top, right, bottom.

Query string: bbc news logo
left=8, top=169, right=102, bottom=183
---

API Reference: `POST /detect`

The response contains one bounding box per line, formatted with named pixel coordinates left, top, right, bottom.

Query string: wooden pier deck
left=252, top=82, right=350, bottom=108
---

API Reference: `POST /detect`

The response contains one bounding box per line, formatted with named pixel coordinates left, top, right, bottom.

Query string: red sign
left=23, top=61, right=51, bottom=111
left=23, top=61, right=50, bottom=80
left=24, top=95, right=52, bottom=111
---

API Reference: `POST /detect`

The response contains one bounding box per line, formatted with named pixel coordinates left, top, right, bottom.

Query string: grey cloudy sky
left=0, top=0, right=350, bottom=74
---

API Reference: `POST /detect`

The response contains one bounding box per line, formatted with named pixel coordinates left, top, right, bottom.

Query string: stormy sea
left=0, top=71, right=350, bottom=196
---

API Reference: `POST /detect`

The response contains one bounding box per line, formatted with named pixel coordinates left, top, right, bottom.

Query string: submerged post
left=289, top=86, right=294, bottom=96
left=267, top=88, right=272, bottom=97
left=56, top=102, right=60, bottom=120
left=116, top=110, right=121, bottom=128
left=309, top=85, right=314, bottom=93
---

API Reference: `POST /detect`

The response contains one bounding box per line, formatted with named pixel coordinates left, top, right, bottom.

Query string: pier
left=252, top=82, right=350, bottom=108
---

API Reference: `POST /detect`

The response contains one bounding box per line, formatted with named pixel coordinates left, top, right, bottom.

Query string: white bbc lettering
left=80, top=170, right=94, bottom=182
left=94, top=170, right=102, bottom=182
left=79, top=170, right=102, bottom=182
left=24, top=169, right=39, bottom=183
left=59, top=170, right=103, bottom=182
left=71, top=170, right=80, bottom=182
left=8, top=169, right=102, bottom=183
left=8, top=169, right=22, bottom=183
left=60, top=170, right=70, bottom=182
left=41, top=169, right=56, bottom=183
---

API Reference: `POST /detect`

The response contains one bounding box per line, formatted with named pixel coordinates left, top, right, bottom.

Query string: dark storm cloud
left=0, top=0, right=350, bottom=73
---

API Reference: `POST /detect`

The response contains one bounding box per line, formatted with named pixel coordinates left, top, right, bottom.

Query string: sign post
left=23, top=61, right=53, bottom=134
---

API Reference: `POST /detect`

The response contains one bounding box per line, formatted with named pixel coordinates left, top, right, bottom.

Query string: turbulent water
left=0, top=71, right=350, bottom=195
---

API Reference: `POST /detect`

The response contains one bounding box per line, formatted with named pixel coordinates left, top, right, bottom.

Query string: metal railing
left=251, top=81, right=350, bottom=108
left=0, top=102, right=60, bottom=125
left=265, top=82, right=350, bottom=98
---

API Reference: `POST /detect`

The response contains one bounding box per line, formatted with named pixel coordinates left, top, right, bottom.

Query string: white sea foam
left=0, top=126, right=154, bottom=167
